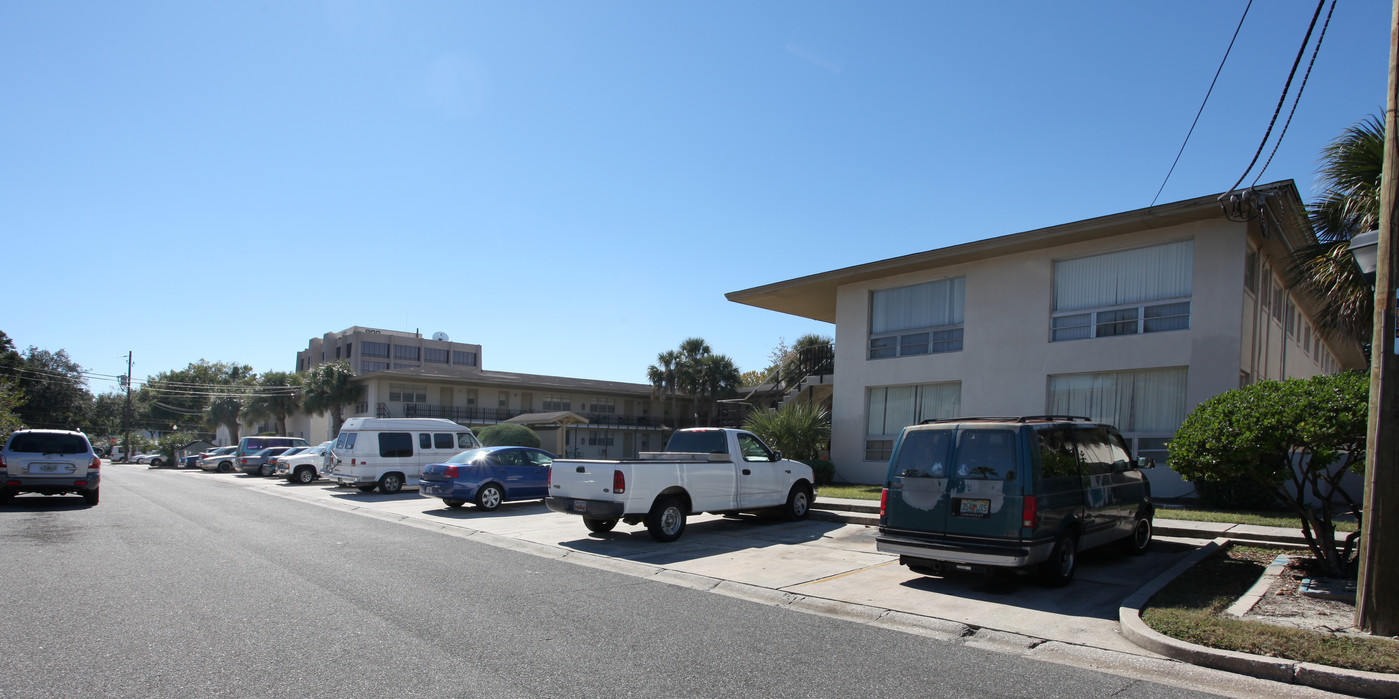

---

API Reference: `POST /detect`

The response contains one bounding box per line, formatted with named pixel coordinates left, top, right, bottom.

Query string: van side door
left=1071, top=426, right=1120, bottom=550
left=1033, top=426, right=1085, bottom=543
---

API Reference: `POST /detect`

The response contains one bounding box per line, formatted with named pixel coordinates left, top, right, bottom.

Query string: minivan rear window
left=891, top=429, right=953, bottom=477
left=8, top=433, right=90, bottom=454
left=952, top=429, right=1017, bottom=480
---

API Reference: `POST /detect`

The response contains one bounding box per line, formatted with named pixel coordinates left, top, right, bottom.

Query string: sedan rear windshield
left=8, top=433, right=90, bottom=454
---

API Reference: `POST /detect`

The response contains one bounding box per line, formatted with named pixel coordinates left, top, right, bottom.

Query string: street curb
left=1118, top=537, right=1399, bottom=698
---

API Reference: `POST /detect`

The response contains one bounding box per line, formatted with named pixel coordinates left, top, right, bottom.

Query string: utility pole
left=122, top=351, right=133, bottom=463
left=1356, top=0, right=1399, bottom=636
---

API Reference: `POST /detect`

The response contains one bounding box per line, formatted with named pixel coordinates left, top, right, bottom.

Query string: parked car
left=0, top=429, right=102, bottom=506
left=235, top=436, right=309, bottom=462
left=876, top=416, right=1155, bottom=587
left=545, top=428, right=814, bottom=541
left=420, top=447, right=555, bottom=510
left=136, top=452, right=168, bottom=467
left=199, top=446, right=239, bottom=473
left=324, top=418, right=481, bottom=494
left=238, top=447, right=292, bottom=477
left=274, top=441, right=333, bottom=484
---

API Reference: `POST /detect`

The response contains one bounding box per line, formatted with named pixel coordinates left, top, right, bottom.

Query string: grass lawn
left=816, top=484, right=883, bottom=500
left=1141, top=546, right=1399, bottom=673
left=1155, top=506, right=1358, bottom=532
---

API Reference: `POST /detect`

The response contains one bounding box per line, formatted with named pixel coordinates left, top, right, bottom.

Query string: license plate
left=572, top=501, right=587, bottom=513
left=30, top=463, right=62, bottom=474
left=959, top=499, right=990, bottom=517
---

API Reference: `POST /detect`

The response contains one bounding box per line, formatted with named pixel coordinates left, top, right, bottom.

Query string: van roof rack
left=917, top=415, right=1095, bottom=425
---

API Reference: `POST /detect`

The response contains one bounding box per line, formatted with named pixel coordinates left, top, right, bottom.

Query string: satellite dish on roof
left=431, top=331, right=450, bottom=342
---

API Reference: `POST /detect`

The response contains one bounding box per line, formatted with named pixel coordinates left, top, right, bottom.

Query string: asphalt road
left=0, top=466, right=1229, bottom=698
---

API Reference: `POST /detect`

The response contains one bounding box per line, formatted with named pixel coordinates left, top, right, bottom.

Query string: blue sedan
left=420, top=446, right=555, bottom=511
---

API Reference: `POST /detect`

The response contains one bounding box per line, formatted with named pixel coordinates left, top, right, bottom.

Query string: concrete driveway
left=217, top=470, right=1192, bottom=656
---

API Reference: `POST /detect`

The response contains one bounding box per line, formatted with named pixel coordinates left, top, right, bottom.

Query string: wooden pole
left=1356, top=0, right=1399, bottom=636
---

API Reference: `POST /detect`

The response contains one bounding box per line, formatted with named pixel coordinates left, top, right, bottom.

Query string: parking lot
left=159, top=463, right=1204, bottom=658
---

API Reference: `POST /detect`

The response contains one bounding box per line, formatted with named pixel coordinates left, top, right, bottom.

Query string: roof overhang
left=726, top=182, right=1310, bottom=323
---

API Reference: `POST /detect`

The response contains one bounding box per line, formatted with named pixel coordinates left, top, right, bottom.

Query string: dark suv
left=1, top=429, right=102, bottom=506
left=876, top=416, right=1154, bottom=586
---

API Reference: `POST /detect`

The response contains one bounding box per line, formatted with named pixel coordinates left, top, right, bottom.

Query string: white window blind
left=1046, top=367, right=1187, bottom=433
left=867, top=382, right=962, bottom=436
left=871, top=277, right=965, bottom=334
left=1054, top=240, right=1193, bottom=312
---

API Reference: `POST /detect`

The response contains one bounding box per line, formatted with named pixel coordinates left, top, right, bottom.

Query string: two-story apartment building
left=727, top=181, right=1366, bottom=496
left=279, top=327, right=671, bottom=459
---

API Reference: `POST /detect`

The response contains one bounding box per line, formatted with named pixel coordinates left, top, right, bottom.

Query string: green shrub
left=802, top=459, right=836, bottom=485
left=475, top=424, right=542, bottom=448
left=742, top=402, right=830, bottom=461
left=1193, top=476, right=1281, bottom=510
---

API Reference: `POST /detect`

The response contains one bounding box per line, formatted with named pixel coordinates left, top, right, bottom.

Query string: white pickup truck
left=544, top=428, right=815, bottom=542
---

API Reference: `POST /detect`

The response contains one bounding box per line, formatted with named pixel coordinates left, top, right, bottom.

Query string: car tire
left=378, top=473, right=404, bottom=494
left=0, top=488, right=14, bottom=505
left=294, top=467, right=315, bottom=484
left=645, top=496, right=687, bottom=543
left=1120, top=517, right=1153, bottom=556
left=357, top=485, right=378, bottom=493
left=583, top=517, right=618, bottom=533
left=218, top=461, right=233, bottom=473
left=1038, top=533, right=1078, bottom=587
left=475, top=483, right=503, bottom=511
left=782, top=483, right=813, bottom=521
left=150, top=458, right=164, bottom=468
left=443, top=499, right=465, bottom=509
left=256, top=463, right=272, bottom=477
left=82, top=488, right=99, bottom=507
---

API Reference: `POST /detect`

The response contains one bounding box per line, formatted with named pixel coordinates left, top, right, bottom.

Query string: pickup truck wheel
left=294, top=467, right=315, bottom=484
left=475, top=484, right=503, bottom=511
left=1038, top=534, right=1078, bottom=587
left=218, top=461, right=233, bottom=473
left=583, top=517, right=618, bottom=533
left=356, top=485, right=378, bottom=493
left=379, top=473, right=404, bottom=494
left=443, top=499, right=465, bottom=509
left=646, top=497, right=686, bottom=542
left=783, top=484, right=812, bottom=521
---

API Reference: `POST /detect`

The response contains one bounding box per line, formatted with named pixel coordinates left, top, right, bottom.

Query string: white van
left=325, top=418, right=481, bottom=494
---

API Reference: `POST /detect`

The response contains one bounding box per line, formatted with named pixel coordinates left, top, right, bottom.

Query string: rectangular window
left=378, top=433, right=413, bottom=458
left=1244, top=247, right=1259, bottom=294
left=335, top=347, right=341, bottom=359
left=392, top=364, right=417, bottom=370
left=359, top=361, right=388, bottom=373
left=1046, top=368, right=1187, bottom=461
left=865, top=382, right=961, bottom=461
left=868, top=277, right=965, bottom=359
left=452, top=351, right=477, bottom=366
left=392, top=345, right=419, bottom=361
left=542, top=394, right=571, bottom=411
left=1052, top=240, right=1192, bottom=342
left=346, top=343, right=352, bottom=358
left=465, top=388, right=478, bottom=406
left=588, top=397, right=616, bottom=414
left=1272, top=283, right=1285, bottom=322
left=423, top=348, right=448, bottom=364
left=362, top=341, right=389, bottom=358
left=388, top=383, right=428, bottom=403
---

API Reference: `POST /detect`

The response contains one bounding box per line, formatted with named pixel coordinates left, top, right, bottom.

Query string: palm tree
left=244, top=371, right=303, bottom=436
left=301, top=361, right=363, bottom=437
left=646, top=350, right=680, bottom=427
left=743, top=402, right=831, bottom=462
left=206, top=397, right=244, bottom=444
left=1291, top=114, right=1384, bottom=344
left=690, top=353, right=741, bottom=426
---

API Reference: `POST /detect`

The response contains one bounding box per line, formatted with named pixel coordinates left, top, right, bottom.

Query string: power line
left=1221, top=0, right=1329, bottom=197
left=1152, top=0, right=1253, bottom=206
left=1249, top=0, right=1337, bottom=187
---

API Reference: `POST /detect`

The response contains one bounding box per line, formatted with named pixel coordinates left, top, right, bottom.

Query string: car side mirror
left=1137, top=456, right=1155, bottom=470
left=771, top=450, right=782, bottom=462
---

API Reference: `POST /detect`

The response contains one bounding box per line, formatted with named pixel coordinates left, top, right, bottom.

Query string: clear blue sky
left=2, top=1, right=1390, bottom=392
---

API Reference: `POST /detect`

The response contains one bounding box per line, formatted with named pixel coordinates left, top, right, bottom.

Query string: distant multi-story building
left=278, top=327, right=672, bottom=458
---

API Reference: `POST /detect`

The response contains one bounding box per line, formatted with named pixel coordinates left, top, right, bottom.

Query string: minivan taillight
left=443, top=465, right=459, bottom=478
left=880, top=488, right=888, bottom=518
left=612, top=470, right=625, bottom=495
left=1022, top=495, right=1038, bottom=529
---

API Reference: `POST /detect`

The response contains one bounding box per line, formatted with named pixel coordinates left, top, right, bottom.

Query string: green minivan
left=876, top=416, right=1155, bottom=586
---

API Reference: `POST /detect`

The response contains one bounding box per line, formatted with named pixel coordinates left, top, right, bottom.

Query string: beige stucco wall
left=826, top=217, right=1336, bottom=496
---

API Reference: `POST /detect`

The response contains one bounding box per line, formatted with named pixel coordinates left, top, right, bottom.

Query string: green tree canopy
left=11, top=347, right=91, bottom=430
left=301, top=361, right=362, bottom=437
left=243, top=370, right=302, bottom=436
left=142, top=360, right=254, bottom=437
left=1169, top=372, right=1368, bottom=576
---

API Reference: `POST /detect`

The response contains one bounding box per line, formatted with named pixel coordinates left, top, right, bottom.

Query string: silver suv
left=1, top=429, right=102, bottom=506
